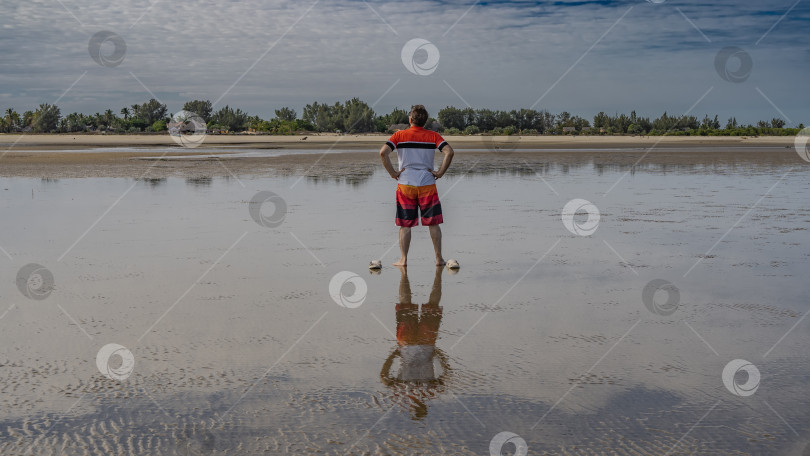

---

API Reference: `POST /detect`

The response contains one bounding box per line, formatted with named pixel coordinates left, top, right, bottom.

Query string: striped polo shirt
left=386, top=126, right=449, bottom=187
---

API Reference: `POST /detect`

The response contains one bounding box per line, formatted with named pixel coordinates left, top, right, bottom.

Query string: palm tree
left=120, top=107, right=129, bottom=121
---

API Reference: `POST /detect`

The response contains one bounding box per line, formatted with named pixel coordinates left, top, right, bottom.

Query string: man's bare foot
left=393, top=259, right=407, bottom=266
left=436, top=258, right=446, bottom=266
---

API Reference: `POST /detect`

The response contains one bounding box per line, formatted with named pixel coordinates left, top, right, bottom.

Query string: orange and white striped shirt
left=386, top=126, right=449, bottom=186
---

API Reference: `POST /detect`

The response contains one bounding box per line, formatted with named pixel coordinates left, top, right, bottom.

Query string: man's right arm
left=379, top=144, right=402, bottom=180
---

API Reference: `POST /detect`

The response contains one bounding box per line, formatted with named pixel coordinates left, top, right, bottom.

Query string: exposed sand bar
left=0, top=133, right=798, bottom=179
left=0, top=132, right=796, bottom=151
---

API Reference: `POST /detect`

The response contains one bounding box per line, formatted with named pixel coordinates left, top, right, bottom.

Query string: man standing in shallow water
left=379, top=105, right=455, bottom=266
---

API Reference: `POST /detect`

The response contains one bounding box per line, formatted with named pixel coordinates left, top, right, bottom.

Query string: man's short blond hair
left=409, top=105, right=429, bottom=127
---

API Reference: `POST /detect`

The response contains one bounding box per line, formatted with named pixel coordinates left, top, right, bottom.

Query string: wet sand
left=0, top=147, right=808, bottom=455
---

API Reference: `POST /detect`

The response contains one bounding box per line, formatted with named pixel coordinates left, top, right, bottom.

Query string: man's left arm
left=431, top=144, right=454, bottom=179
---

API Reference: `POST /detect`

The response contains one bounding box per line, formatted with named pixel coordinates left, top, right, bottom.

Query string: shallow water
left=1, top=150, right=809, bottom=455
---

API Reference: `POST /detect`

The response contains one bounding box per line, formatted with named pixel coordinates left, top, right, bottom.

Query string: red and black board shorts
left=395, top=184, right=443, bottom=227
left=395, top=302, right=443, bottom=345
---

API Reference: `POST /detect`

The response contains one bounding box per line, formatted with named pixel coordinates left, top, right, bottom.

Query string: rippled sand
left=0, top=148, right=808, bottom=455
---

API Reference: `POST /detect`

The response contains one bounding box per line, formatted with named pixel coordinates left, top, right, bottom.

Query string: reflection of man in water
left=380, top=266, right=449, bottom=419
left=395, top=266, right=443, bottom=381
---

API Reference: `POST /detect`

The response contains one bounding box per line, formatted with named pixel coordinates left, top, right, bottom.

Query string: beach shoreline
left=0, top=132, right=796, bottom=151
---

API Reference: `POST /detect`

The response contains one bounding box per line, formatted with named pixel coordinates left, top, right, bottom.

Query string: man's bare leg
left=427, top=265, right=443, bottom=307
left=397, top=265, right=411, bottom=304
left=429, top=225, right=446, bottom=266
left=393, top=226, right=411, bottom=266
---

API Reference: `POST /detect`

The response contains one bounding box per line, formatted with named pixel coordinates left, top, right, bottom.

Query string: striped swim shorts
left=395, top=184, right=443, bottom=227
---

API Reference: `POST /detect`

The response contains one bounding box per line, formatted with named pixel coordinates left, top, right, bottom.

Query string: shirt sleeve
left=385, top=131, right=399, bottom=151
left=434, top=132, right=448, bottom=151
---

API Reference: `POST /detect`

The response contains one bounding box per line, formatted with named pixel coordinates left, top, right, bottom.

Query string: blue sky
left=0, top=0, right=807, bottom=124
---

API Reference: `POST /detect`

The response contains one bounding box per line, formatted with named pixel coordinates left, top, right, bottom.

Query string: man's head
left=409, top=105, right=429, bottom=128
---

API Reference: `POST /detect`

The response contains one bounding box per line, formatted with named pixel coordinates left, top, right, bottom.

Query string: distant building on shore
left=388, top=123, right=409, bottom=132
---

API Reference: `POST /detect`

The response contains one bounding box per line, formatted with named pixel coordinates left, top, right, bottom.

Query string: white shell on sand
left=446, top=259, right=460, bottom=269
left=369, top=260, right=382, bottom=269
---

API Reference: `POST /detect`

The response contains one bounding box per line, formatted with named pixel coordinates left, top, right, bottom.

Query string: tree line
left=0, top=99, right=802, bottom=137
left=437, top=107, right=802, bottom=137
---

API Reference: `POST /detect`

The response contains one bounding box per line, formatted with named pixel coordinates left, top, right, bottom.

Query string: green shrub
left=151, top=120, right=167, bottom=131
